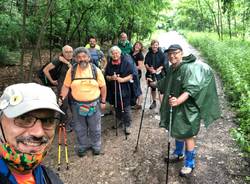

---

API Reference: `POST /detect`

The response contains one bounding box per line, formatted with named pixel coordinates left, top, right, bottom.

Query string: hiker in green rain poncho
left=153, top=44, right=221, bottom=176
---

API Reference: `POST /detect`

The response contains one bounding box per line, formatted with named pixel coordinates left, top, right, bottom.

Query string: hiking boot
left=165, top=140, right=185, bottom=163
left=179, top=150, right=196, bottom=177
left=164, top=153, right=184, bottom=163
left=104, top=111, right=113, bottom=116
left=92, top=149, right=101, bottom=156
left=66, top=126, right=73, bottom=133
left=179, top=166, right=193, bottom=177
left=124, top=127, right=131, bottom=135
left=135, top=104, right=142, bottom=110
left=77, top=149, right=87, bottom=158
left=149, top=101, right=156, bottom=109
left=112, top=122, right=123, bottom=129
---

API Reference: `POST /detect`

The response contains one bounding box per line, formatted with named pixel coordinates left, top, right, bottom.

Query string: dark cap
left=165, top=44, right=183, bottom=53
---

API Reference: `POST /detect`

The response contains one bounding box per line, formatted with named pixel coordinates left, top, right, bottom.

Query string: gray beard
left=79, top=61, right=89, bottom=69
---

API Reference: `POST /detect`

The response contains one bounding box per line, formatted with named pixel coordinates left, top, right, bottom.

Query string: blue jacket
left=0, top=158, right=63, bottom=184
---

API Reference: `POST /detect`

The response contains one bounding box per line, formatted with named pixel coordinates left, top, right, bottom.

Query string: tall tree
left=28, top=0, right=55, bottom=81
left=20, top=0, right=27, bottom=81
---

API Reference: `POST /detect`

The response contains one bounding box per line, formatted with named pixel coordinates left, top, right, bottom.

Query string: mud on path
left=42, top=31, right=249, bottom=184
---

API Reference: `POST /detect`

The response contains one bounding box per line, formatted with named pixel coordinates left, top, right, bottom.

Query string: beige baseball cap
left=0, top=83, right=64, bottom=118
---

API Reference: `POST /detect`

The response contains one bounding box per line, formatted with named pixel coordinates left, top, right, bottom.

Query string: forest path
left=44, top=31, right=249, bottom=184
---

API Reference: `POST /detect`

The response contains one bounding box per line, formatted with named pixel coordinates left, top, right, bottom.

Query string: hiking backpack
left=88, top=49, right=103, bottom=68
left=37, top=61, right=63, bottom=86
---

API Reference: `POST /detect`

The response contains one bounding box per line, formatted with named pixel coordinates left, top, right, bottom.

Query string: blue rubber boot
left=173, top=140, right=185, bottom=156
left=180, top=149, right=196, bottom=177
left=165, top=140, right=184, bottom=163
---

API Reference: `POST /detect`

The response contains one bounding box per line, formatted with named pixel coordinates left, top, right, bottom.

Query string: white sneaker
left=125, top=127, right=131, bottom=135
left=179, top=166, right=193, bottom=177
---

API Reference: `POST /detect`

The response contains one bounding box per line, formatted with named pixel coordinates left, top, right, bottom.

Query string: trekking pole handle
left=58, top=96, right=64, bottom=107
left=169, top=93, right=174, bottom=109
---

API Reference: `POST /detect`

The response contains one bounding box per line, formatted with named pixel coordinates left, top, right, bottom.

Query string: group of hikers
left=0, top=31, right=221, bottom=183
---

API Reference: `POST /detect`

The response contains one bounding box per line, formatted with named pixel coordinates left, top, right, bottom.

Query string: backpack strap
left=91, top=63, right=97, bottom=80
left=71, top=63, right=78, bottom=81
left=97, top=50, right=102, bottom=60
left=71, top=63, right=97, bottom=81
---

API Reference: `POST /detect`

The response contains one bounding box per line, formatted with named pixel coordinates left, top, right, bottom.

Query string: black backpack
left=89, top=49, right=103, bottom=68
left=37, top=61, right=63, bottom=86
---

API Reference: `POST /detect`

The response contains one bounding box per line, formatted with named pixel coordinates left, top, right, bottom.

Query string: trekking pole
left=57, top=97, right=69, bottom=171
left=166, top=95, right=173, bottom=184
left=118, top=78, right=127, bottom=140
left=134, top=83, right=150, bottom=152
left=62, top=123, right=69, bottom=170
left=57, top=123, right=62, bottom=171
left=154, top=72, right=162, bottom=104
left=114, top=72, right=118, bottom=136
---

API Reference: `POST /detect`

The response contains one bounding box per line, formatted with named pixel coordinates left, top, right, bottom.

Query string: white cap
left=0, top=83, right=64, bottom=118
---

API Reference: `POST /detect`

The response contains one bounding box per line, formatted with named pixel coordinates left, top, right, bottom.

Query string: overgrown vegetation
left=0, top=47, right=20, bottom=66
left=0, top=0, right=169, bottom=80
left=171, top=0, right=250, bottom=40
left=185, top=32, right=250, bottom=155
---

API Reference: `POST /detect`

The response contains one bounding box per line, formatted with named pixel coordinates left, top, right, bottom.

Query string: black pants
left=115, top=105, right=132, bottom=128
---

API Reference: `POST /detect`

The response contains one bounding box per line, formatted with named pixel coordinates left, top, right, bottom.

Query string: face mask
left=0, top=143, right=47, bottom=172
left=79, top=60, right=89, bottom=68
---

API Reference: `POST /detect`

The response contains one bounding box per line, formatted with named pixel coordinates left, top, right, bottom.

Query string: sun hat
left=0, top=83, right=64, bottom=118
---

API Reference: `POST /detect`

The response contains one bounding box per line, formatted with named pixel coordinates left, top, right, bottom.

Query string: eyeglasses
left=14, top=114, right=58, bottom=130
left=167, top=51, right=181, bottom=56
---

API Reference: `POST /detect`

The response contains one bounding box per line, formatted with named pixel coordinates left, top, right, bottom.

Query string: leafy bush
left=0, top=46, right=20, bottom=66
left=185, top=32, right=250, bottom=155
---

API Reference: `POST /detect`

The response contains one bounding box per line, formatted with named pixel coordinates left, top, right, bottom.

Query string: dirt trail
left=44, top=31, right=249, bottom=184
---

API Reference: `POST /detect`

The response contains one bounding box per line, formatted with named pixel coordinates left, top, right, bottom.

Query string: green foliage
left=49, top=0, right=168, bottom=45
left=185, top=32, right=250, bottom=155
left=172, top=0, right=250, bottom=40
left=174, top=0, right=213, bottom=31
left=0, top=1, right=22, bottom=49
left=0, top=46, right=20, bottom=66
left=0, top=0, right=169, bottom=56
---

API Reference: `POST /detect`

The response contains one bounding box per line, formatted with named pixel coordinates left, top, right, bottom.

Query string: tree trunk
left=241, top=0, right=247, bottom=40
left=68, top=5, right=94, bottom=42
left=227, top=9, right=232, bottom=39
left=28, top=0, right=55, bottom=81
left=49, top=11, right=53, bottom=62
left=64, top=13, right=72, bottom=44
left=204, top=0, right=220, bottom=38
left=19, top=0, right=27, bottom=82
left=196, top=0, right=205, bottom=31
left=77, top=28, right=81, bottom=46
left=233, top=8, right=237, bottom=37
left=127, top=17, right=134, bottom=41
left=217, top=0, right=223, bottom=40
